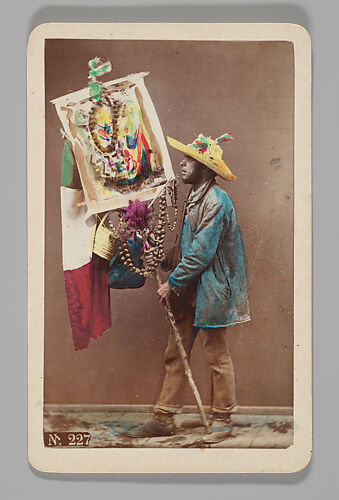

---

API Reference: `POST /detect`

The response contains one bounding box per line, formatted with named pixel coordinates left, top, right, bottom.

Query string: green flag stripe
left=61, top=140, right=75, bottom=187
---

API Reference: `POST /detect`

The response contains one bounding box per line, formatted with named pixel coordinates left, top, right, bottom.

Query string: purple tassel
left=122, top=199, right=152, bottom=233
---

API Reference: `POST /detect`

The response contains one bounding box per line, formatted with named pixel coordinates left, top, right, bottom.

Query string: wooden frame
left=51, top=72, right=175, bottom=214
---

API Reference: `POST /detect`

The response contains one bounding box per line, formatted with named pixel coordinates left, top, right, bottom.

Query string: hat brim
left=167, top=136, right=236, bottom=181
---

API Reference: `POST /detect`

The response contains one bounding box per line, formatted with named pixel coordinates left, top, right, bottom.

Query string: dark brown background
left=45, top=39, right=294, bottom=407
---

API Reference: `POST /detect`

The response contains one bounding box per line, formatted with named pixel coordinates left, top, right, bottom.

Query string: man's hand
left=157, top=281, right=171, bottom=304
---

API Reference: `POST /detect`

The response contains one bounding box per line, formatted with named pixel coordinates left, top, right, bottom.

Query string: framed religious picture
left=52, top=67, right=175, bottom=215
left=27, top=23, right=312, bottom=473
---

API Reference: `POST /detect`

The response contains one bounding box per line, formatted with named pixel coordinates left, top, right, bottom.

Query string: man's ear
left=202, top=164, right=216, bottom=179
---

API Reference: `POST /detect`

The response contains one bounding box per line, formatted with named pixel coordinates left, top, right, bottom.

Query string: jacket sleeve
left=168, top=199, right=228, bottom=290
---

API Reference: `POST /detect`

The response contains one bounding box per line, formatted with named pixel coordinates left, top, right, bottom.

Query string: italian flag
left=61, top=186, right=111, bottom=350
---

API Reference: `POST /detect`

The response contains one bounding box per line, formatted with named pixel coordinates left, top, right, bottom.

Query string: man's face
left=180, top=155, right=203, bottom=184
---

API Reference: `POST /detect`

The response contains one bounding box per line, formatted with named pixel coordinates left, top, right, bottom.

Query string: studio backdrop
left=44, top=39, right=294, bottom=409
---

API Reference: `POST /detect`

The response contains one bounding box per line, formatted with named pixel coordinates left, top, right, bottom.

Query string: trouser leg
left=154, top=295, right=196, bottom=415
left=199, top=328, right=237, bottom=414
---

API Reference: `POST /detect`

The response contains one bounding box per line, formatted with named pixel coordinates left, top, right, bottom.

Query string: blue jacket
left=168, top=180, right=250, bottom=329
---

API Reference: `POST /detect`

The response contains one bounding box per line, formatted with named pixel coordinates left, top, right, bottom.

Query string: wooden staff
left=155, top=269, right=210, bottom=432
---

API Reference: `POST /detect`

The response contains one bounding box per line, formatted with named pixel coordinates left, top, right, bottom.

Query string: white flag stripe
left=60, top=186, right=96, bottom=271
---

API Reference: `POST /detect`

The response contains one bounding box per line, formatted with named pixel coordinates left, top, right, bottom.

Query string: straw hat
left=167, top=133, right=236, bottom=181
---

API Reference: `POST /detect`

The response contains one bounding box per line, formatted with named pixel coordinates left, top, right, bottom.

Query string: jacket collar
left=185, top=178, right=216, bottom=213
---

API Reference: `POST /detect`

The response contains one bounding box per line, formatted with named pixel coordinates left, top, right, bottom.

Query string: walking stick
left=155, top=269, right=210, bottom=432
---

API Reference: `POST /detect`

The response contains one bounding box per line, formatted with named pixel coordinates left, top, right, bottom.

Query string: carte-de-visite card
left=27, top=23, right=312, bottom=474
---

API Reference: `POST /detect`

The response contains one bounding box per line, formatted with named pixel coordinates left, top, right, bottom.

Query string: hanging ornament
left=99, top=181, right=179, bottom=278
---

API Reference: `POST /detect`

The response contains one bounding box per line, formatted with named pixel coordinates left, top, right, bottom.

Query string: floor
left=44, top=407, right=293, bottom=448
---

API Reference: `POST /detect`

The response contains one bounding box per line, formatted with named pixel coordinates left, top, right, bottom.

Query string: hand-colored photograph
left=28, top=24, right=312, bottom=473
left=43, top=35, right=300, bottom=454
left=42, top=36, right=295, bottom=451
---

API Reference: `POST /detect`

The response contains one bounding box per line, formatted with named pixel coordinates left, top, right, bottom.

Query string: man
left=130, top=133, right=250, bottom=437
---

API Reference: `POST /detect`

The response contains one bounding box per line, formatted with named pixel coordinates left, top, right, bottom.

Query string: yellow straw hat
left=167, top=133, right=236, bottom=181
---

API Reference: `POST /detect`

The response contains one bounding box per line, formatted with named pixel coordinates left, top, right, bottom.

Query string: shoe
left=210, top=413, right=233, bottom=433
left=125, top=418, right=176, bottom=438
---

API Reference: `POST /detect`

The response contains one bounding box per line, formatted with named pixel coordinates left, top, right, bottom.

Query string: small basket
left=90, top=213, right=120, bottom=261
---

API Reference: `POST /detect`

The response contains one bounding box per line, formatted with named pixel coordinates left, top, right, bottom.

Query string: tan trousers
left=154, top=290, right=237, bottom=416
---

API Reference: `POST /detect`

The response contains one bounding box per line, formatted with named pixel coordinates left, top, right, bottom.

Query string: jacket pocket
left=212, top=260, right=231, bottom=297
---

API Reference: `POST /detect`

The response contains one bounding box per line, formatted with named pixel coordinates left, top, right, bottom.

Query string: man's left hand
left=158, top=282, right=171, bottom=304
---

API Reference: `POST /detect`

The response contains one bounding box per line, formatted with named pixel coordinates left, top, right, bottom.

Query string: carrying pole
left=155, top=270, right=210, bottom=432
